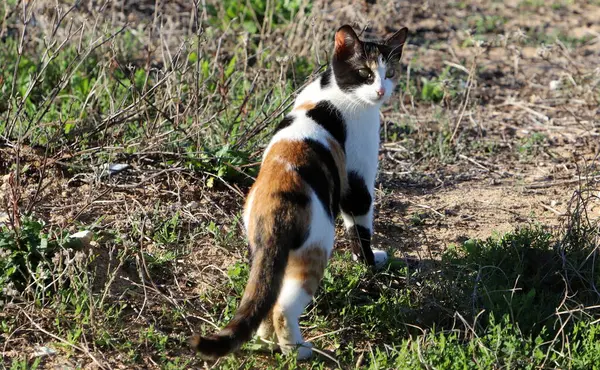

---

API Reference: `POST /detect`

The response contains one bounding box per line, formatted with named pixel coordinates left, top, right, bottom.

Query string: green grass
left=186, top=222, right=600, bottom=368
left=4, top=212, right=599, bottom=368
left=9, top=357, right=41, bottom=370
left=518, top=132, right=547, bottom=159
left=468, top=15, right=507, bottom=34
left=519, top=0, right=574, bottom=10
left=0, top=0, right=315, bottom=186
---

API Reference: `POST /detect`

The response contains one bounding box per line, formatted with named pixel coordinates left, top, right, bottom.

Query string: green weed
left=468, top=15, right=506, bottom=34
left=418, top=66, right=463, bottom=104
left=0, top=218, right=85, bottom=295
left=9, top=357, right=41, bottom=370
left=517, top=132, right=546, bottom=158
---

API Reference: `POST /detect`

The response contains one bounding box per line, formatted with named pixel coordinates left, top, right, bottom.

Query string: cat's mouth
left=369, top=94, right=387, bottom=104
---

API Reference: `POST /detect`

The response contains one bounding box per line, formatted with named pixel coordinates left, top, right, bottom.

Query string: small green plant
left=468, top=15, right=506, bottom=34
left=206, top=214, right=245, bottom=250
left=409, top=211, right=427, bottom=226
left=419, top=66, right=462, bottom=104
left=186, top=145, right=256, bottom=186
left=152, top=212, right=181, bottom=247
left=10, top=357, right=41, bottom=370
left=517, top=132, right=546, bottom=158
left=0, top=217, right=83, bottom=295
left=140, top=325, right=170, bottom=360
left=206, top=0, right=309, bottom=33
left=420, top=78, right=445, bottom=103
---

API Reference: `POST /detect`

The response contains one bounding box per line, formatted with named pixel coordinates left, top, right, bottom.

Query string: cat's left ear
left=385, top=27, right=408, bottom=48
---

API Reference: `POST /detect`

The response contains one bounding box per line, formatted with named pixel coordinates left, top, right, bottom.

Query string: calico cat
left=191, top=24, right=408, bottom=360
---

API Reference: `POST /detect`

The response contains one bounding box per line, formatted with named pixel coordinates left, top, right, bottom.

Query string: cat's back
left=294, top=74, right=329, bottom=109
left=267, top=73, right=344, bottom=152
left=265, top=97, right=345, bottom=160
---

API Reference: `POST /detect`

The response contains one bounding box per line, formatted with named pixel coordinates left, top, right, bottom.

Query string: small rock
left=53, top=365, right=76, bottom=370
left=32, top=346, right=56, bottom=358
left=99, top=163, right=130, bottom=176
left=69, top=230, right=94, bottom=246
left=185, top=201, right=200, bottom=210
left=0, top=212, right=8, bottom=227
left=549, top=80, right=561, bottom=90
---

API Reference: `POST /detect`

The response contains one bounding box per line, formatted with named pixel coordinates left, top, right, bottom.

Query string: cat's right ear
left=334, top=25, right=360, bottom=60
left=385, top=27, right=408, bottom=48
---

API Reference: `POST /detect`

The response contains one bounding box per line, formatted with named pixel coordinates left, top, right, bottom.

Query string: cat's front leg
left=340, top=171, right=388, bottom=268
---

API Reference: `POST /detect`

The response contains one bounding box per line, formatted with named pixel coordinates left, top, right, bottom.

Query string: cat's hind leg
left=256, top=308, right=279, bottom=351
left=272, top=288, right=313, bottom=360
left=273, top=245, right=328, bottom=360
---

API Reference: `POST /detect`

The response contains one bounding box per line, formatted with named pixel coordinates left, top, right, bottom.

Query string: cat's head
left=330, top=25, right=408, bottom=106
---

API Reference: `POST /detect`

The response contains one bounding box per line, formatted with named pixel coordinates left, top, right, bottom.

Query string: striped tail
left=190, top=246, right=289, bottom=358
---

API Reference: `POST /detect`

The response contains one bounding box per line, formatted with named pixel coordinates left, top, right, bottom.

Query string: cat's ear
left=384, top=27, right=408, bottom=61
left=385, top=27, right=408, bottom=48
left=334, top=25, right=360, bottom=60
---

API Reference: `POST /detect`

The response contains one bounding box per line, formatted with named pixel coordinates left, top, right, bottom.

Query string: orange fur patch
left=335, top=31, right=346, bottom=52
left=245, top=138, right=339, bottom=301
left=293, top=101, right=316, bottom=112
left=284, top=245, right=328, bottom=296
left=245, top=140, right=312, bottom=251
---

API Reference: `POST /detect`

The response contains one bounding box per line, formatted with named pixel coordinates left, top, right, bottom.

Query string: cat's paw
left=280, top=342, right=313, bottom=360
left=352, top=250, right=389, bottom=268
left=373, top=249, right=388, bottom=268
left=296, top=342, right=313, bottom=361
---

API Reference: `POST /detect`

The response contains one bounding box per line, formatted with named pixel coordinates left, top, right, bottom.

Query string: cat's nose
left=376, top=88, right=385, bottom=98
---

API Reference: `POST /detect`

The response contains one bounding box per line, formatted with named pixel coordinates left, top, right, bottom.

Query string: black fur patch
left=277, top=190, right=310, bottom=208
left=341, top=171, right=372, bottom=216
left=274, top=115, right=294, bottom=133
left=254, top=212, right=308, bottom=251
left=306, top=101, right=347, bottom=150
left=320, top=68, right=332, bottom=88
left=348, top=224, right=374, bottom=266
left=296, top=138, right=341, bottom=220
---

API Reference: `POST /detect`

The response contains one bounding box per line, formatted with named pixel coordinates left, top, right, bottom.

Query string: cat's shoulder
left=294, top=69, right=336, bottom=108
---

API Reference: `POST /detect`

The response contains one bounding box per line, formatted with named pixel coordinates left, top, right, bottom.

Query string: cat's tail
left=190, top=244, right=289, bottom=358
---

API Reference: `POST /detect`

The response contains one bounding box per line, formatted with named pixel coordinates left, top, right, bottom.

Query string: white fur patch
left=243, top=189, right=254, bottom=232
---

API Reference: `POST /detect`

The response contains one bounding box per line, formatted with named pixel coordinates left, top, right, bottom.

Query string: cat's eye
left=358, top=68, right=372, bottom=79
left=385, top=69, right=395, bottom=78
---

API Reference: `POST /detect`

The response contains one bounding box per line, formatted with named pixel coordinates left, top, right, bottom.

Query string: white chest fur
left=343, top=109, right=381, bottom=188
